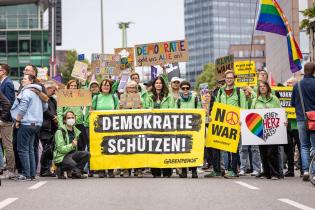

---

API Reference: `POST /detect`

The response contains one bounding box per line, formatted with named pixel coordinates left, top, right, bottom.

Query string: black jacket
left=40, top=96, right=57, bottom=140
left=0, top=90, right=10, bottom=122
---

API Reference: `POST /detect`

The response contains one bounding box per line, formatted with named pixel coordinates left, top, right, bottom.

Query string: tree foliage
left=300, top=5, right=315, bottom=33
left=194, top=62, right=217, bottom=91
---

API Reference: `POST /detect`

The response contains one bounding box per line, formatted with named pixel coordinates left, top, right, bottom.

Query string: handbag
left=298, top=81, right=315, bottom=131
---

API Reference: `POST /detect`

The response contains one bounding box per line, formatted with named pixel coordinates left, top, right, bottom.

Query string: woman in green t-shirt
left=91, top=79, right=119, bottom=178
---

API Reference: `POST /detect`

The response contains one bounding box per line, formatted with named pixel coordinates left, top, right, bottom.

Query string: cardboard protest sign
left=215, top=55, right=234, bottom=81
left=241, top=108, right=287, bottom=145
left=118, top=71, right=130, bottom=91
left=115, top=47, right=135, bottom=72
left=71, top=61, right=88, bottom=82
left=56, top=89, right=91, bottom=107
left=37, top=67, right=49, bottom=81
left=206, top=102, right=241, bottom=153
left=91, top=53, right=121, bottom=77
left=234, top=61, right=257, bottom=87
left=199, top=83, right=210, bottom=122
left=119, top=93, right=141, bottom=109
left=90, top=109, right=205, bottom=169
left=272, top=86, right=296, bottom=119
left=135, top=39, right=189, bottom=66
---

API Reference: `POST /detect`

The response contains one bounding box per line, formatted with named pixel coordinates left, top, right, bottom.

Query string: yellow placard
left=206, top=102, right=241, bottom=153
left=234, top=60, right=257, bottom=87
left=272, top=86, right=296, bottom=119
left=90, top=109, right=205, bottom=169
left=56, top=89, right=91, bottom=107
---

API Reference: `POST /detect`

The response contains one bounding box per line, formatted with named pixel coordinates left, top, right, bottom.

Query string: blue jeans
left=17, top=125, right=40, bottom=178
left=240, top=145, right=261, bottom=172
left=0, top=143, right=4, bottom=169
left=297, top=121, right=315, bottom=172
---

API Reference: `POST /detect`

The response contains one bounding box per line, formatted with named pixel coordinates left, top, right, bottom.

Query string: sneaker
left=123, top=169, right=129, bottom=177
left=204, top=171, right=221, bottom=178
left=179, top=173, right=187, bottom=178
left=239, top=170, right=245, bottom=176
left=4, top=171, right=18, bottom=180
left=284, top=171, right=294, bottom=177
left=71, top=172, right=87, bottom=179
left=303, top=172, right=309, bottom=181
left=15, top=175, right=31, bottom=181
left=31, top=176, right=38, bottom=181
left=251, top=171, right=260, bottom=176
left=224, top=171, right=239, bottom=179
left=137, top=169, right=143, bottom=178
left=98, top=170, right=106, bottom=178
left=271, top=176, right=279, bottom=180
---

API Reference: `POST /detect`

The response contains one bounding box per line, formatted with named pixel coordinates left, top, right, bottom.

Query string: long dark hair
left=257, top=81, right=271, bottom=99
left=151, top=76, right=169, bottom=102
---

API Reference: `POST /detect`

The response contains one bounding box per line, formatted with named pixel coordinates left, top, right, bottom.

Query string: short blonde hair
left=224, top=70, right=235, bottom=77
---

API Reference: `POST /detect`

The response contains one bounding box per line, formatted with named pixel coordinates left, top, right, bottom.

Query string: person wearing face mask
left=177, top=81, right=201, bottom=178
left=39, top=80, right=58, bottom=177
left=10, top=74, right=48, bottom=181
left=53, top=111, right=89, bottom=179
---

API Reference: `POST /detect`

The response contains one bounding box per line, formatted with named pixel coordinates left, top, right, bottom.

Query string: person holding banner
left=252, top=81, right=283, bottom=180
left=57, top=80, right=87, bottom=152
left=145, top=76, right=175, bottom=178
left=177, top=80, right=201, bottom=178
left=53, top=111, right=89, bottom=179
left=214, top=70, right=246, bottom=178
left=239, top=86, right=262, bottom=177
left=91, top=79, right=119, bottom=178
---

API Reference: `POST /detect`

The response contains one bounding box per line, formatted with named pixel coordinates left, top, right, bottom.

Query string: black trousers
left=284, top=129, right=301, bottom=172
left=75, top=124, right=88, bottom=151
left=12, top=127, right=22, bottom=173
left=211, top=148, right=221, bottom=173
left=60, top=151, right=90, bottom=173
left=40, top=137, right=54, bottom=174
left=151, top=168, right=172, bottom=177
left=259, top=145, right=280, bottom=178
left=182, top=167, right=197, bottom=174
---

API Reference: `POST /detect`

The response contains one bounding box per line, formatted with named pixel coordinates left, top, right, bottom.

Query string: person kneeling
left=53, top=111, right=89, bottom=179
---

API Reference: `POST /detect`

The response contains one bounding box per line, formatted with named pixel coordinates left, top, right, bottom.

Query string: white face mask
left=66, top=119, right=75, bottom=126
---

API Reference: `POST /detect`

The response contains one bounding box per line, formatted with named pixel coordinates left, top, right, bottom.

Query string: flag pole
left=248, top=0, right=260, bottom=86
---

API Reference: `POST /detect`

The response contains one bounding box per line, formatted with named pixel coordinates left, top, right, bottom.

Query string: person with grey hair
left=39, top=80, right=58, bottom=177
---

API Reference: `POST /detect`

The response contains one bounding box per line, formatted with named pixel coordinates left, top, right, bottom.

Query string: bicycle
left=309, top=149, right=315, bottom=186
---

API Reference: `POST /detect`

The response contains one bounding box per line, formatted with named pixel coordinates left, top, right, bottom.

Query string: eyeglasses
left=172, top=81, right=180, bottom=84
left=225, top=77, right=234, bottom=80
left=181, top=87, right=190, bottom=90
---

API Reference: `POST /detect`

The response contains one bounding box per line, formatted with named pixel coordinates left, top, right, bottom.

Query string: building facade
left=184, top=0, right=258, bottom=86
left=0, top=0, right=51, bottom=79
left=229, top=35, right=266, bottom=70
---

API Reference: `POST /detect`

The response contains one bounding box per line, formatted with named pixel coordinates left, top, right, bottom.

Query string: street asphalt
left=0, top=171, right=314, bottom=210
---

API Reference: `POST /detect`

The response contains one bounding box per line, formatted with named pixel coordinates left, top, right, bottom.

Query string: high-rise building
left=184, top=0, right=300, bottom=86
left=0, top=0, right=51, bottom=79
left=184, top=0, right=258, bottom=86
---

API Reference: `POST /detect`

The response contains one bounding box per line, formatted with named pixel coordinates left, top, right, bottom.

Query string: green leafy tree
left=195, top=62, right=217, bottom=91
left=300, top=5, right=315, bottom=33
left=60, top=50, right=90, bottom=84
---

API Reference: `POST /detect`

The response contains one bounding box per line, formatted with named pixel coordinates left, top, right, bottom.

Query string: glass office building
left=184, top=0, right=258, bottom=85
left=0, top=3, right=50, bottom=79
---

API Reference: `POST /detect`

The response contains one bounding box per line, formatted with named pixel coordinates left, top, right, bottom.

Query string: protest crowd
left=0, top=59, right=314, bottom=185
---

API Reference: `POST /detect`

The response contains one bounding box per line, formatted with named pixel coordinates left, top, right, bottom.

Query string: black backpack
left=45, top=127, right=67, bottom=160
left=177, top=96, right=199, bottom=109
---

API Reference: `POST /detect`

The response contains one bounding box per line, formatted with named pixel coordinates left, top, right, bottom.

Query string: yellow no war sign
left=206, top=102, right=241, bottom=153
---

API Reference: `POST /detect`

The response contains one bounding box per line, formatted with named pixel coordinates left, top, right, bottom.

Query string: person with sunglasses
left=177, top=80, right=202, bottom=178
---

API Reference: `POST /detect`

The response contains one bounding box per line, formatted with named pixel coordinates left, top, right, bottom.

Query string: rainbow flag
left=256, top=0, right=302, bottom=73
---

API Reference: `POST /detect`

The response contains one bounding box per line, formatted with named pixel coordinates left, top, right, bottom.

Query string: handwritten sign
left=234, top=61, right=257, bottom=87
left=91, top=53, right=121, bottom=76
left=272, top=86, right=296, bottom=119
left=135, top=39, right=189, bottom=66
left=119, top=93, right=142, bottom=109
left=71, top=61, right=88, bottom=82
left=115, top=47, right=135, bottom=72
left=56, top=89, right=91, bottom=107
left=215, top=55, right=234, bottom=81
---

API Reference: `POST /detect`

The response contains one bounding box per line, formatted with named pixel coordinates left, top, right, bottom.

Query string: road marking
left=234, top=181, right=259, bottom=190
left=278, top=199, right=315, bottom=210
left=28, top=181, right=47, bottom=190
left=0, top=198, right=18, bottom=209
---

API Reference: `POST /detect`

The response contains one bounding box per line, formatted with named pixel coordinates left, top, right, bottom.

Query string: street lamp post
left=118, top=22, right=133, bottom=48
left=100, top=0, right=104, bottom=53
left=50, top=0, right=57, bottom=78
